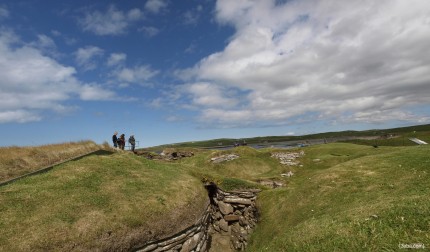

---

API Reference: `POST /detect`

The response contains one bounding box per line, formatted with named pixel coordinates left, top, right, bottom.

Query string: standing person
left=112, top=132, right=118, bottom=148
left=119, top=134, right=126, bottom=150
left=128, top=135, right=136, bottom=153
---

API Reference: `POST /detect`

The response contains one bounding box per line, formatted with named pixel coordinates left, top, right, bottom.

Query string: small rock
left=211, top=154, right=240, bottom=163
left=213, top=211, right=223, bottom=220
left=281, top=171, right=294, bottom=177
left=239, top=216, right=248, bottom=226
left=219, top=219, right=229, bottom=232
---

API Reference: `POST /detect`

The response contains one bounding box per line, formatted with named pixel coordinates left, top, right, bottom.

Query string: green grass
left=1, top=140, right=430, bottom=251
left=0, top=141, right=104, bottom=183
left=247, top=144, right=430, bottom=251
left=0, top=151, right=207, bottom=251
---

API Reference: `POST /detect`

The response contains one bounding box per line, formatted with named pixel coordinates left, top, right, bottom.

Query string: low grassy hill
left=1, top=141, right=429, bottom=251
left=0, top=141, right=104, bottom=183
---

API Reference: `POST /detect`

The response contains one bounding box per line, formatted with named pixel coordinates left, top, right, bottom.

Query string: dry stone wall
left=207, top=184, right=260, bottom=251
left=134, top=183, right=259, bottom=252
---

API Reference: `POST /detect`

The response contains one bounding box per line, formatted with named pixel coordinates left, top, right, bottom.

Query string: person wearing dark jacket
left=118, top=134, right=126, bottom=150
left=128, top=135, right=136, bottom=152
left=112, top=131, right=118, bottom=148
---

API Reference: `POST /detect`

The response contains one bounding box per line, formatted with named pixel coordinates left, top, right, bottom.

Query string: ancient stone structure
left=135, top=205, right=211, bottom=252
left=134, top=183, right=259, bottom=252
left=160, top=149, right=194, bottom=160
left=210, top=154, right=240, bottom=163
left=136, top=149, right=194, bottom=161
left=271, top=151, right=305, bottom=166
left=207, top=183, right=259, bottom=251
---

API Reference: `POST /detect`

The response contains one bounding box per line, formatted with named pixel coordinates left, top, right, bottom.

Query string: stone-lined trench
left=134, top=183, right=259, bottom=252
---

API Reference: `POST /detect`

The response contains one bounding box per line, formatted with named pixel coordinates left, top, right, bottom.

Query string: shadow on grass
left=0, top=149, right=114, bottom=187
left=72, top=149, right=114, bottom=161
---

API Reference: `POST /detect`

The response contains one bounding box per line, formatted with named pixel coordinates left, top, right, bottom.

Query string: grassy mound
left=0, top=141, right=104, bottom=183
left=0, top=151, right=207, bottom=251
left=1, top=142, right=429, bottom=251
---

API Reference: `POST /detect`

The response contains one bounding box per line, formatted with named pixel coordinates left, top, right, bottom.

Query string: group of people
left=112, top=132, right=136, bottom=152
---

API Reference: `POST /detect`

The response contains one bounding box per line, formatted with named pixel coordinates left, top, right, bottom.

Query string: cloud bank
left=0, top=30, right=115, bottom=123
left=178, top=0, right=430, bottom=127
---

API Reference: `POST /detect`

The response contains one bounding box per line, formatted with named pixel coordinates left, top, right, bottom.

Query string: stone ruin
left=207, top=183, right=259, bottom=251
left=134, top=183, right=259, bottom=252
left=210, top=154, right=240, bottom=164
left=271, top=150, right=305, bottom=166
left=160, top=149, right=194, bottom=160
left=136, top=149, right=194, bottom=161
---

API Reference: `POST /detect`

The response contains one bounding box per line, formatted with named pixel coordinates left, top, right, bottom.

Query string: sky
left=1, top=0, right=430, bottom=147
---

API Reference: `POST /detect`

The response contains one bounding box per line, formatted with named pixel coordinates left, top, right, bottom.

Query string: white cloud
left=183, top=5, right=203, bottom=25
left=0, top=30, right=117, bottom=123
left=51, top=30, right=61, bottom=37
left=34, top=34, right=56, bottom=49
left=127, top=8, right=143, bottom=21
left=107, top=53, right=127, bottom=67
left=80, top=84, right=116, bottom=100
left=75, top=46, right=104, bottom=71
left=0, top=110, right=41, bottom=123
left=145, top=0, right=167, bottom=14
left=165, top=115, right=184, bottom=122
left=114, top=65, right=159, bottom=86
left=79, top=5, right=143, bottom=35
left=177, top=0, right=430, bottom=128
left=0, top=6, right=10, bottom=19
left=344, top=110, right=430, bottom=124
left=29, top=34, right=58, bottom=58
left=185, top=82, right=238, bottom=108
left=139, top=26, right=160, bottom=37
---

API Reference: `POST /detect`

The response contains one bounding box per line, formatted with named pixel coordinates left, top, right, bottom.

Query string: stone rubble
left=210, top=154, right=240, bottom=163
left=136, top=149, right=194, bottom=161
left=271, top=151, right=305, bottom=166
left=160, top=149, right=194, bottom=160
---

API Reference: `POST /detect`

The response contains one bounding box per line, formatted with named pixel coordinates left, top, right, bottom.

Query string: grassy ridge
left=247, top=144, right=430, bottom=251
left=0, top=141, right=104, bottom=183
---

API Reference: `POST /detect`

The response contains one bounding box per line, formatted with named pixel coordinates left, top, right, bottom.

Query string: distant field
left=1, top=125, right=429, bottom=251
left=145, top=124, right=430, bottom=150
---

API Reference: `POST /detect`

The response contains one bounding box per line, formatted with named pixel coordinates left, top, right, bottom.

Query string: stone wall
left=134, top=183, right=259, bottom=252
left=207, top=183, right=260, bottom=251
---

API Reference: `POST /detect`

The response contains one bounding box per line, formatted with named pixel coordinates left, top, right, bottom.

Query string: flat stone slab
left=224, top=215, right=240, bottom=222
left=223, top=197, right=252, bottom=205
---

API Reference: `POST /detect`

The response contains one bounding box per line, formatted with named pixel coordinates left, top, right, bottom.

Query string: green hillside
left=1, top=135, right=429, bottom=251
left=146, top=124, right=430, bottom=150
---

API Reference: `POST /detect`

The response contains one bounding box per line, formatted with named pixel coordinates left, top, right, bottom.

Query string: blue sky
left=1, top=0, right=430, bottom=147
